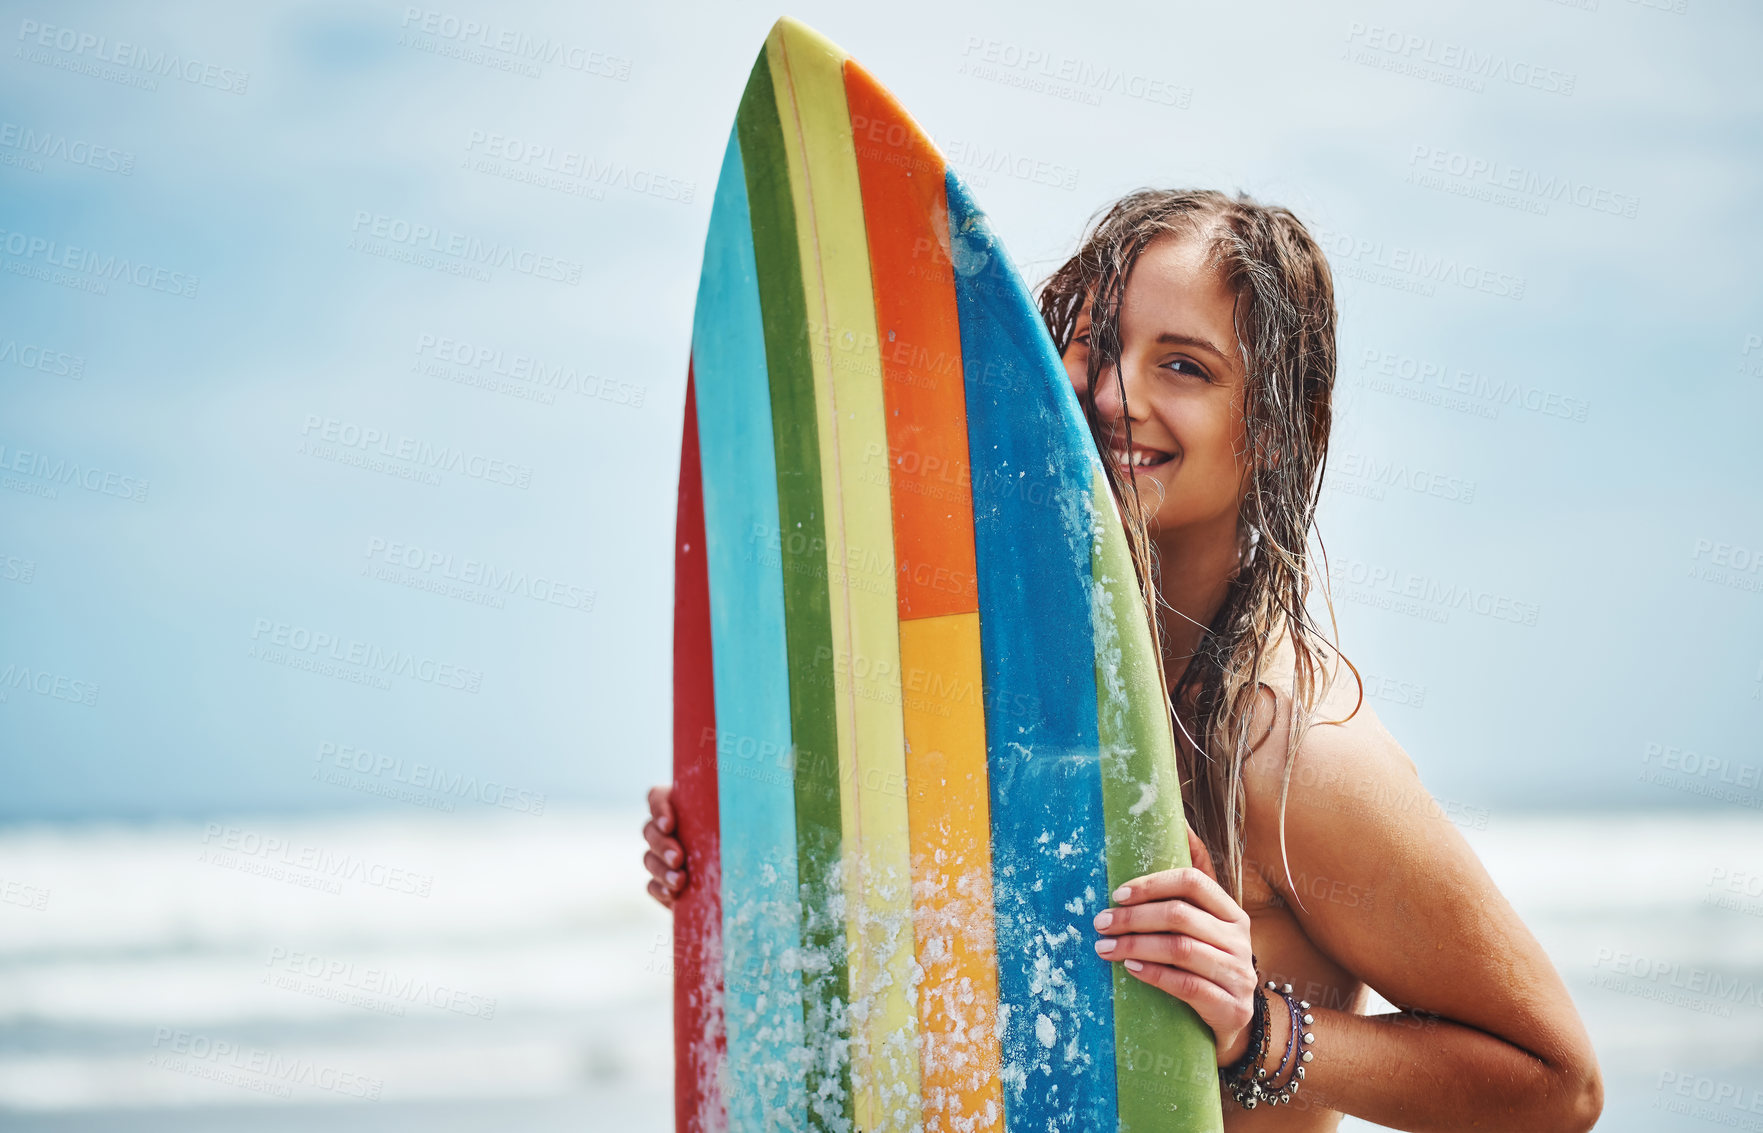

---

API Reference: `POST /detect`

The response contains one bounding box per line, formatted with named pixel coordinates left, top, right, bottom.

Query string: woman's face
left=1061, top=231, right=1251, bottom=538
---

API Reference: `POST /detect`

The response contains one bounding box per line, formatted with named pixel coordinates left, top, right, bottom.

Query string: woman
left=643, top=189, right=1604, bottom=1130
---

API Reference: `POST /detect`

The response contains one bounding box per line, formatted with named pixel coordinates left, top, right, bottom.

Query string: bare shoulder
left=1240, top=636, right=1423, bottom=819
left=1231, top=636, right=1492, bottom=924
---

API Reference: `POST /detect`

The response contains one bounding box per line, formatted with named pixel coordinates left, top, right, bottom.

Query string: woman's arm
left=1239, top=704, right=1604, bottom=1131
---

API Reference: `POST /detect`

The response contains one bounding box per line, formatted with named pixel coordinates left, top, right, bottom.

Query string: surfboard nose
left=767, top=15, right=850, bottom=65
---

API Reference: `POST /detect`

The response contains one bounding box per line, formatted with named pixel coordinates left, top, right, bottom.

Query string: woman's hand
left=1093, top=826, right=1261, bottom=1066
left=643, top=785, right=688, bottom=908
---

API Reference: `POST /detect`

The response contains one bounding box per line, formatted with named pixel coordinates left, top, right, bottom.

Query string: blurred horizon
left=0, top=795, right=1751, bottom=830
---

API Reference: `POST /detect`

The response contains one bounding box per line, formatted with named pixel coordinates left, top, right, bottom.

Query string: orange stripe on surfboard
left=843, top=60, right=978, bottom=623
left=845, top=57, right=1002, bottom=1133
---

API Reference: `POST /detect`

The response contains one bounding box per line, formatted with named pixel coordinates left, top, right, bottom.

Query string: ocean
left=0, top=808, right=1756, bottom=1130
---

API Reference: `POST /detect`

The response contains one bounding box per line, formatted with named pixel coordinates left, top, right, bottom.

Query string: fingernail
left=1094, top=938, right=1116, bottom=955
left=1113, top=885, right=1131, bottom=902
left=665, top=849, right=682, bottom=868
left=1093, top=910, right=1112, bottom=930
left=1123, top=959, right=1144, bottom=973
left=660, top=819, right=673, bottom=834
left=667, top=870, right=684, bottom=888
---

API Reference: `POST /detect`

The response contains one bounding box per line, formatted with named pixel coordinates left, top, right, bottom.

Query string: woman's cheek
left=1062, top=354, right=1088, bottom=398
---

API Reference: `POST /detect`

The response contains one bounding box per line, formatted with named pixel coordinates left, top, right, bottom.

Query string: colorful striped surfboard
left=672, top=18, right=1225, bottom=1133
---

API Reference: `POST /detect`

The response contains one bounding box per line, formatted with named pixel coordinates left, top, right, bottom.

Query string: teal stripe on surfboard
left=690, top=124, right=807, bottom=1131
left=735, top=53, right=855, bottom=1131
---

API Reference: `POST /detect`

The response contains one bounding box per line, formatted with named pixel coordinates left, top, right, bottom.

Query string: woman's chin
left=1124, top=457, right=1177, bottom=491
left=1117, top=463, right=1177, bottom=525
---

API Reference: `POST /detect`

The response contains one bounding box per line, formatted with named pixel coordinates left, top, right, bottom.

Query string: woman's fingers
left=1093, top=930, right=1244, bottom=992
left=643, top=818, right=684, bottom=869
left=1093, top=898, right=1238, bottom=955
left=1120, top=958, right=1250, bottom=1037
left=643, top=785, right=683, bottom=910
left=647, top=785, right=676, bottom=835
left=645, top=850, right=687, bottom=894
left=1112, top=866, right=1243, bottom=926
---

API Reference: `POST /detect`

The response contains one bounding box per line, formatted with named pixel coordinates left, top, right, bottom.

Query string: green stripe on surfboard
left=735, top=51, right=855, bottom=1131
left=1090, top=472, right=1226, bottom=1131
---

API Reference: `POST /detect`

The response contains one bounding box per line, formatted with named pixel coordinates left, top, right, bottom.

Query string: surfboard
left=672, top=17, right=1225, bottom=1132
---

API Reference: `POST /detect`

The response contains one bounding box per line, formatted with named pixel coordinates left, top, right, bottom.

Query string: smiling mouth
left=1107, top=442, right=1177, bottom=469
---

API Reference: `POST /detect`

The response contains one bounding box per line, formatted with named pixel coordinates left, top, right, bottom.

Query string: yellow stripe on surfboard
left=900, top=611, right=1003, bottom=1129
left=766, top=18, right=923, bottom=1133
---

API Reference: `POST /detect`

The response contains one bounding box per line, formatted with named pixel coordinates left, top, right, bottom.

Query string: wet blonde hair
left=1039, top=188, right=1359, bottom=904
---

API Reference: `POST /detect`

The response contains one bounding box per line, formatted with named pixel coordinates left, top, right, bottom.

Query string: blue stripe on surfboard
left=947, top=171, right=1119, bottom=1132
left=692, top=126, right=808, bottom=1132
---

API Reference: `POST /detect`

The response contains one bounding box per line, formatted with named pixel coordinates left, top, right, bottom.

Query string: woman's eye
left=1163, top=358, right=1211, bottom=382
left=1072, top=332, right=1091, bottom=347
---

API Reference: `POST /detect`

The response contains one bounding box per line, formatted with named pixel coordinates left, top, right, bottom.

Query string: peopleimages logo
left=941, top=137, right=1080, bottom=192
left=1590, top=948, right=1761, bottom=1013
left=15, top=19, right=250, bottom=94
left=249, top=618, right=484, bottom=694
left=1329, top=557, right=1541, bottom=626
left=1692, top=538, right=1763, bottom=574
left=1312, top=226, right=1525, bottom=300
left=0, top=441, right=150, bottom=501
left=1357, top=347, right=1591, bottom=423
left=364, top=536, right=596, bottom=614
left=0, top=123, right=135, bottom=174
left=957, top=36, right=1192, bottom=108
left=0, top=335, right=85, bottom=379
left=0, top=228, right=199, bottom=298
left=1333, top=451, right=1476, bottom=504
left=315, top=739, right=546, bottom=816
left=398, top=8, right=631, bottom=80
left=1641, top=741, right=1761, bottom=792
left=413, top=334, right=646, bottom=408
left=1342, top=22, right=1576, bottom=96
left=299, top=415, right=534, bottom=489
left=264, top=947, right=498, bottom=1020
left=1406, top=144, right=1639, bottom=219
left=149, top=1027, right=382, bottom=1100
left=463, top=131, right=694, bottom=202
left=1689, top=537, right=1763, bottom=594
left=199, top=824, right=435, bottom=898
left=349, top=212, right=583, bottom=284
left=0, top=663, right=99, bottom=707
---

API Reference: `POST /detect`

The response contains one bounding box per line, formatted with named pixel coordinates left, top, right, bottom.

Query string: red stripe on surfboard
left=673, top=364, right=725, bottom=1133
left=843, top=60, right=979, bottom=621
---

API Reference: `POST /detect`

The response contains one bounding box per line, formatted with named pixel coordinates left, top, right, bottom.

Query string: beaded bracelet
left=1217, top=982, right=1271, bottom=1108
left=1260, top=981, right=1316, bottom=1105
left=1219, top=975, right=1318, bottom=1109
left=1268, top=983, right=1299, bottom=1088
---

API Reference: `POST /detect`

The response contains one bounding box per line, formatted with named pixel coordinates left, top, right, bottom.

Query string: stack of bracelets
left=1218, top=966, right=1317, bottom=1109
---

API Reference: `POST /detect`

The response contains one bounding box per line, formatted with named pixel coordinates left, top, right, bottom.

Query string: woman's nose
left=1091, top=362, right=1148, bottom=426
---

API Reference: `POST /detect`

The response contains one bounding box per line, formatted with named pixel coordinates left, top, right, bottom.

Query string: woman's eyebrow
left=1156, top=331, right=1229, bottom=360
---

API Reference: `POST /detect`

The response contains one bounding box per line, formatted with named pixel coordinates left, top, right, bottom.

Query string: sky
left=1, top=0, right=1760, bottom=822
